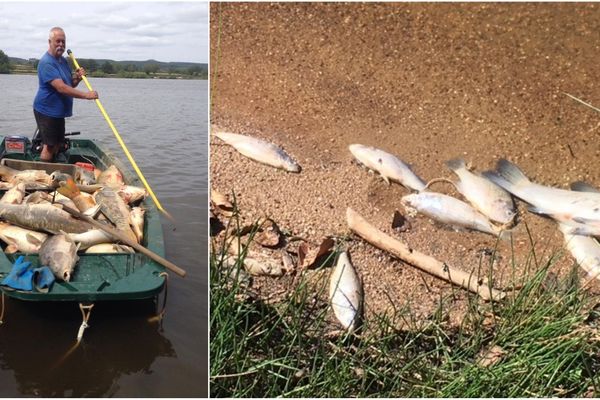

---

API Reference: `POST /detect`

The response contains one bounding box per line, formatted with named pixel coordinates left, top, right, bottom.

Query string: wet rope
left=157, top=272, right=169, bottom=321
left=0, top=292, right=4, bottom=325
left=77, top=303, right=94, bottom=342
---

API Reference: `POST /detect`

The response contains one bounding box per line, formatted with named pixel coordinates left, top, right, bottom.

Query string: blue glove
left=33, top=267, right=55, bottom=293
left=1, top=256, right=34, bottom=291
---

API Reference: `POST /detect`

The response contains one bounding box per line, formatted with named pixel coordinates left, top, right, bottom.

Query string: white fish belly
left=329, top=251, right=362, bottom=332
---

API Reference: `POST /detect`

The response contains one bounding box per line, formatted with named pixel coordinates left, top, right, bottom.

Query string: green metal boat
left=0, top=133, right=167, bottom=338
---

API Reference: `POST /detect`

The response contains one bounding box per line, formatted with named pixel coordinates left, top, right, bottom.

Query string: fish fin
left=572, top=217, right=595, bottom=225
left=497, top=229, right=513, bottom=242
left=382, top=175, right=391, bottom=185
left=495, top=159, right=531, bottom=187
left=83, top=204, right=101, bottom=218
left=445, top=158, right=466, bottom=173
left=570, top=181, right=600, bottom=193
left=56, top=178, right=81, bottom=199
left=5, top=244, right=18, bottom=254
left=25, top=233, right=43, bottom=246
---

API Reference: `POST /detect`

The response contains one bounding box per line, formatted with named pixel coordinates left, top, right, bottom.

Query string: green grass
left=210, top=216, right=600, bottom=397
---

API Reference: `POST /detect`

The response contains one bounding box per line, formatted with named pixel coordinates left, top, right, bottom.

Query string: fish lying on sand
left=446, top=158, right=516, bottom=226
left=213, top=131, right=301, bottom=173
left=0, top=203, right=93, bottom=234
left=483, top=159, right=600, bottom=233
left=39, top=234, right=79, bottom=281
left=0, top=222, right=48, bottom=254
left=401, top=192, right=509, bottom=238
left=329, top=251, right=362, bottom=333
left=558, top=223, right=600, bottom=280
left=348, top=144, right=426, bottom=191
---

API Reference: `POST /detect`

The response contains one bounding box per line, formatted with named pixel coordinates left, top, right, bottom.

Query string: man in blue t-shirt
left=33, top=27, right=98, bottom=162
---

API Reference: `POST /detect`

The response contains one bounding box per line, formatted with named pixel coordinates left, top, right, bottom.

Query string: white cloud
left=0, top=1, right=208, bottom=63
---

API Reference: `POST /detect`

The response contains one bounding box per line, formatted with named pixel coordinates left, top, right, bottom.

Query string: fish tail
left=495, top=159, right=531, bottom=187
left=445, top=158, right=467, bottom=172
left=57, top=178, right=81, bottom=199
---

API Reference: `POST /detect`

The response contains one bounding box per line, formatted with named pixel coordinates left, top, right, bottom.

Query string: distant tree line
left=0, top=50, right=10, bottom=73
left=0, top=49, right=207, bottom=79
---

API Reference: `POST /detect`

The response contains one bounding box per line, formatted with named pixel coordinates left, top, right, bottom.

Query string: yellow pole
left=67, top=49, right=171, bottom=219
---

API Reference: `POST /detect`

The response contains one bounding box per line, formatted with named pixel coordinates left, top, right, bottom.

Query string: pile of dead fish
left=212, top=131, right=600, bottom=333
left=0, top=163, right=147, bottom=283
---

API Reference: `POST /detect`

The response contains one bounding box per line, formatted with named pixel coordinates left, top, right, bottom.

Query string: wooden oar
left=61, top=204, right=186, bottom=277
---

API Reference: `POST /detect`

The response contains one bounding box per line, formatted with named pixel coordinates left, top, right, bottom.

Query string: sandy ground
left=209, top=3, right=600, bottom=327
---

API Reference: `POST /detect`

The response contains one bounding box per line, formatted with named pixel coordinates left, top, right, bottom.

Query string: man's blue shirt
left=33, top=52, right=73, bottom=118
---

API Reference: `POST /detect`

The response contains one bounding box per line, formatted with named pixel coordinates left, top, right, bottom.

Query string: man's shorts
left=33, top=109, right=65, bottom=147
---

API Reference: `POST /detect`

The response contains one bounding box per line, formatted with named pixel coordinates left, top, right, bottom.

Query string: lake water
left=0, top=74, right=207, bottom=396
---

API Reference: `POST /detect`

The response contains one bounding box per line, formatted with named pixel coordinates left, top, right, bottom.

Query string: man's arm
left=50, top=79, right=98, bottom=99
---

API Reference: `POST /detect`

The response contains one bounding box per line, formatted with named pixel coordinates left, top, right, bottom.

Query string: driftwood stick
left=62, top=205, right=187, bottom=277
left=346, top=208, right=505, bottom=302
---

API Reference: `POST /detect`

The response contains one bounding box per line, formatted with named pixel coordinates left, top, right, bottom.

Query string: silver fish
left=85, top=243, right=135, bottom=254
left=0, top=182, right=26, bottom=204
left=483, top=159, right=600, bottom=232
left=0, top=203, right=93, bottom=234
left=558, top=223, right=600, bottom=279
left=67, top=229, right=114, bottom=250
left=349, top=144, right=426, bottom=191
left=0, top=222, right=48, bottom=254
left=94, top=187, right=137, bottom=243
left=401, top=192, right=507, bottom=237
left=329, top=251, right=362, bottom=333
left=39, top=234, right=79, bottom=281
left=213, top=131, right=301, bottom=173
left=130, top=207, right=145, bottom=243
left=446, top=158, right=516, bottom=226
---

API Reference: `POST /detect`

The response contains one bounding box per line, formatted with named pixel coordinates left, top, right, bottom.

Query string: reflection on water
left=0, top=301, right=175, bottom=397
left=0, top=75, right=207, bottom=396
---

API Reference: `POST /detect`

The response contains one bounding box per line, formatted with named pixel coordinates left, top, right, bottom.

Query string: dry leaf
left=254, top=218, right=282, bottom=247
left=243, top=256, right=284, bottom=277
left=301, top=237, right=335, bottom=269
left=211, top=189, right=234, bottom=217
left=476, top=345, right=505, bottom=368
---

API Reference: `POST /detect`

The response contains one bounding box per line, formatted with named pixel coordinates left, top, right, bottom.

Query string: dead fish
left=39, top=234, right=79, bottom=281
left=85, top=243, right=135, bottom=254
left=446, top=158, right=516, bottom=226
left=329, top=251, right=362, bottom=333
left=118, top=185, right=147, bottom=205
left=94, top=187, right=137, bottom=243
left=130, top=207, right=145, bottom=243
left=483, top=159, right=600, bottom=231
left=67, top=229, right=114, bottom=250
left=0, top=222, right=48, bottom=254
left=0, top=203, right=93, bottom=234
left=0, top=182, right=26, bottom=204
left=558, top=223, right=600, bottom=280
left=243, top=256, right=284, bottom=276
left=401, top=192, right=508, bottom=238
left=348, top=144, right=426, bottom=191
left=75, top=166, right=96, bottom=185
left=213, top=131, right=301, bottom=173
left=10, top=169, right=53, bottom=186
left=97, top=165, right=125, bottom=187
left=56, top=177, right=97, bottom=213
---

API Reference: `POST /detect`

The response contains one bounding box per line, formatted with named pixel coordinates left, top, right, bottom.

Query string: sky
left=0, top=1, right=209, bottom=63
